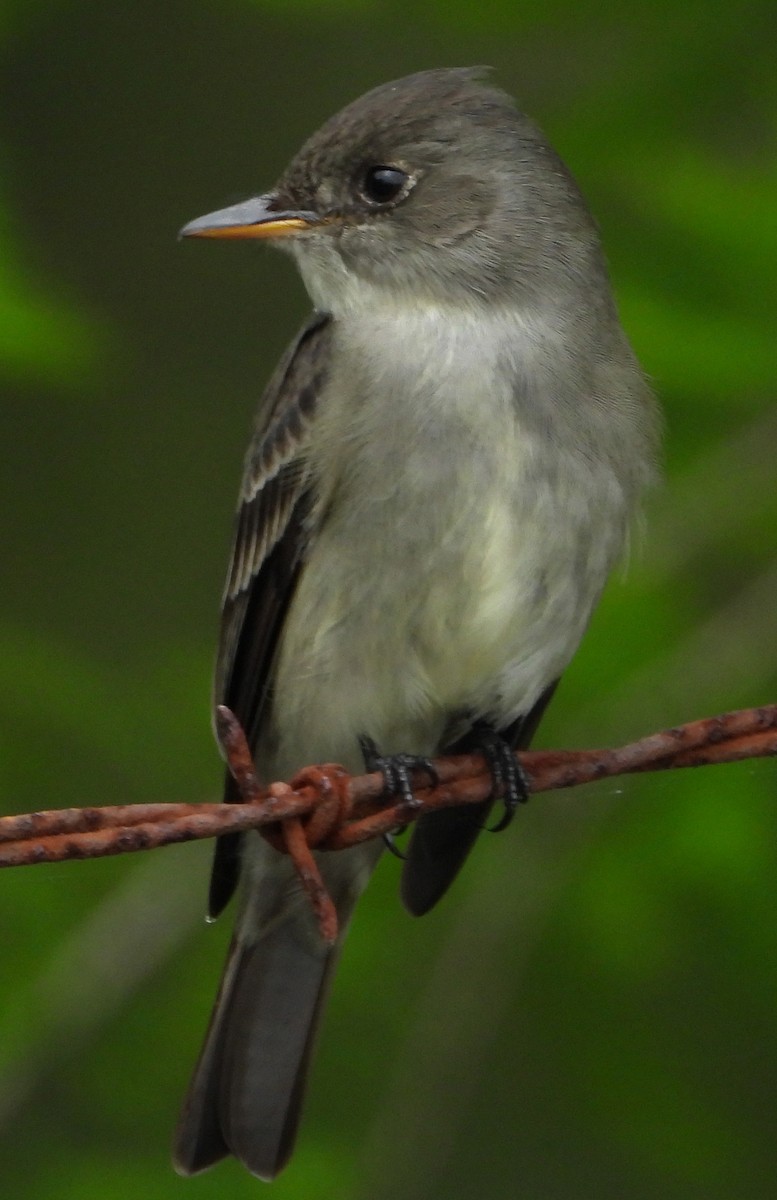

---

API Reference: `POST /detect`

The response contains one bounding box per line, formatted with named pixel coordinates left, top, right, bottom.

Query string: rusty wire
left=1, top=704, right=774, bottom=942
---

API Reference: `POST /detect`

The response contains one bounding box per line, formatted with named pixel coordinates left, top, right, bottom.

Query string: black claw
left=358, top=735, right=439, bottom=812
left=465, top=724, right=530, bottom=832
left=382, top=831, right=407, bottom=859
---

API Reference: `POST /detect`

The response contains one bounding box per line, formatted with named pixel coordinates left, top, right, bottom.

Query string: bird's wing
left=208, top=311, right=332, bottom=918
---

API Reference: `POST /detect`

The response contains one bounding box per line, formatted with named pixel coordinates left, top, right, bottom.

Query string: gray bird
left=173, top=67, right=659, bottom=1180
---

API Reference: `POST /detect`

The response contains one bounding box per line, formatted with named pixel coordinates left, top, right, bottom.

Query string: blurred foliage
left=0, top=1, right=775, bottom=1198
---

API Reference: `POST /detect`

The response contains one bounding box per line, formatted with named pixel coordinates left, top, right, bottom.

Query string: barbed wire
left=1, top=703, right=774, bottom=941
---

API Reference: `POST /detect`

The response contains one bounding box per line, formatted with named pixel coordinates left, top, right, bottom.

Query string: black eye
left=360, top=165, right=410, bottom=204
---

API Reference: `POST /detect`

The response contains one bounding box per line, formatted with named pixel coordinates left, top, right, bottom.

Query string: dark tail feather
left=172, top=936, right=240, bottom=1174
left=400, top=797, right=493, bottom=916
left=400, top=681, right=560, bottom=916
left=173, top=923, right=335, bottom=1181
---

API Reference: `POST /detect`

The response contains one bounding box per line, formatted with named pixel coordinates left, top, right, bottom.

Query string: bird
left=173, top=66, right=659, bottom=1181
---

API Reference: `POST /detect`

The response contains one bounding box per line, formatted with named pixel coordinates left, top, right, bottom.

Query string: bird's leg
left=465, top=722, right=531, bottom=832
left=358, top=734, right=440, bottom=857
left=358, top=734, right=440, bottom=805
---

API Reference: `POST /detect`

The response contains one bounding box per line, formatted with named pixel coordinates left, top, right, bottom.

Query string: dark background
left=1, top=2, right=776, bottom=1197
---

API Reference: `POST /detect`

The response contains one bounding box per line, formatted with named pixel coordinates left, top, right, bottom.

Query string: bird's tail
left=173, top=839, right=380, bottom=1181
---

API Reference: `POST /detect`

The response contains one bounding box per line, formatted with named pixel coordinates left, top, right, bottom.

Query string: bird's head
left=181, top=68, right=603, bottom=314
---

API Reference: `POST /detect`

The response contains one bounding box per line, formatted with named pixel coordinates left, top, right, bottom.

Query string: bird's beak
left=179, top=194, right=320, bottom=240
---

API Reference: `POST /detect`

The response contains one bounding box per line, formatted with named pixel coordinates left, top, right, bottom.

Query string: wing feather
left=209, top=312, right=332, bottom=918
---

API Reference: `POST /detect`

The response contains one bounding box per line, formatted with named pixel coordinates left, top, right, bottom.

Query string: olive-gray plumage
left=174, top=67, right=659, bottom=1181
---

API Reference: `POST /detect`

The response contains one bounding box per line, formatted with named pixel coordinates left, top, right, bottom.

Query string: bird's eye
left=360, top=165, right=410, bottom=205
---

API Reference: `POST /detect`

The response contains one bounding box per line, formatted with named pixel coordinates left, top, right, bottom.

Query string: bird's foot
left=467, top=723, right=530, bottom=832
left=358, top=735, right=440, bottom=857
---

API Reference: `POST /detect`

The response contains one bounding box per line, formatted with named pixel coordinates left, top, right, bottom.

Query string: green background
left=1, top=2, right=776, bottom=1197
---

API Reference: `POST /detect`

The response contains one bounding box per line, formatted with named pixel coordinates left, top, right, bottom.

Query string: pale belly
left=260, top=303, right=632, bottom=779
left=265, top=435, right=614, bottom=779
